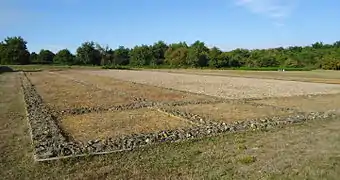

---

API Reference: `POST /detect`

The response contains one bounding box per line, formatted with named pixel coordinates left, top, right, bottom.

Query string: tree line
left=1, top=36, right=340, bottom=70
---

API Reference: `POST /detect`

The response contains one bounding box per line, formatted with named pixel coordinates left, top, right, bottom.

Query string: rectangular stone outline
left=20, top=72, right=340, bottom=162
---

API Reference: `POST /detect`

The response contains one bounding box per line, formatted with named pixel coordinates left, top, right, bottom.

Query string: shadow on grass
left=0, top=66, right=15, bottom=74
left=0, top=66, right=43, bottom=74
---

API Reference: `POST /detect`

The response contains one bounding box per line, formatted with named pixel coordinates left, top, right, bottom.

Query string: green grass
left=2, top=64, right=318, bottom=73
left=134, top=66, right=314, bottom=71
left=237, top=156, right=256, bottom=164
left=3, top=64, right=100, bottom=72
left=2, top=72, right=340, bottom=179
left=225, top=67, right=314, bottom=71
left=101, top=65, right=132, bottom=70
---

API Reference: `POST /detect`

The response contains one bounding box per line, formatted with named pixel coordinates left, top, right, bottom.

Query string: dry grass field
left=55, top=70, right=213, bottom=103
left=2, top=68, right=340, bottom=179
left=60, top=108, right=192, bottom=142
left=172, top=103, right=295, bottom=123
left=254, top=93, right=340, bottom=113
left=26, top=72, right=136, bottom=110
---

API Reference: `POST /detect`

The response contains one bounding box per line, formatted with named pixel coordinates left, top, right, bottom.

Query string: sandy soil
left=83, top=70, right=340, bottom=99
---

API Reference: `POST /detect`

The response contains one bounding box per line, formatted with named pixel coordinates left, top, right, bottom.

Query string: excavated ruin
left=21, top=72, right=340, bottom=161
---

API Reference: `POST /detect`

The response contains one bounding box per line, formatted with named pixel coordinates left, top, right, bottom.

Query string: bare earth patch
left=60, top=108, right=192, bottom=142
left=173, top=103, right=294, bottom=123
left=56, top=70, right=213, bottom=103
left=85, top=70, right=340, bottom=99
left=254, top=93, right=340, bottom=112
left=26, top=72, right=135, bottom=110
left=151, top=69, right=340, bottom=84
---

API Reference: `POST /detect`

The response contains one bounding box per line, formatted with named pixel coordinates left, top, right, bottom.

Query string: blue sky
left=1, top=0, right=339, bottom=53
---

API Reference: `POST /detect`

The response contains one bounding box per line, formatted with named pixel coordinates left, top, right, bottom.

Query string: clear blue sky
left=1, top=0, right=339, bottom=53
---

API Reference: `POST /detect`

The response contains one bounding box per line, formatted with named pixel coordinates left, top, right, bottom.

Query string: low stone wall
left=21, top=72, right=340, bottom=161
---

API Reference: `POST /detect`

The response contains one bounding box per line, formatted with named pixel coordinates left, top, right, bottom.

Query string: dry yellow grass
left=59, top=108, right=192, bottom=142
left=4, top=72, right=340, bottom=179
left=174, top=103, right=294, bottom=123
left=57, top=70, right=213, bottom=102
left=26, top=72, right=135, bottom=110
left=254, top=94, right=340, bottom=112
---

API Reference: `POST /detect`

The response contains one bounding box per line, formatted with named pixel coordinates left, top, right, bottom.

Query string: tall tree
left=186, top=41, right=209, bottom=67
left=129, top=45, right=153, bottom=66
left=38, top=49, right=55, bottom=64
left=208, top=47, right=222, bottom=68
left=76, top=41, right=101, bottom=65
left=113, top=46, right=130, bottom=65
left=29, top=52, right=39, bottom=64
left=151, top=41, right=168, bottom=65
left=0, top=36, right=30, bottom=65
left=96, top=44, right=113, bottom=66
left=53, top=49, right=75, bottom=65
left=164, top=42, right=188, bottom=65
left=166, top=47, right=188, bottom=67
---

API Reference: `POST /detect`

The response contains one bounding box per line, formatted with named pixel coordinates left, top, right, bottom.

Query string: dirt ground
left=26, top=72, right=135, bottom=110
left=60, top=108, right=193, bottom=142
left=173, top=103, right=295, bottom=123
left=85, top=69, right=340, bottom=99
left=2, top=72, right=340, bottom=179
left=55, top=70, right=213, bottom=103
left=152, top=69, right=340, bottom=84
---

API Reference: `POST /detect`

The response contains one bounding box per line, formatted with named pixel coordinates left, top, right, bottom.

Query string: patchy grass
left=26, top=72, right=135, bottom=110
left=2, top=72, right=340, bottom=179
left=237, top=155, right=256, bottom=164
left=254, top=93, right=340, bottom=113
left=60, top=108, right=192, bottom=142
left=174, top=103, right=294, bottom=123
left=55, top=70, right=213, bottom=103
left=6, top=64, right=100, bottom=72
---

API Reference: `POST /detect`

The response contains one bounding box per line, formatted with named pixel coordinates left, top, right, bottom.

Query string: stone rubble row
left=21, top=72, right=339, bottom=161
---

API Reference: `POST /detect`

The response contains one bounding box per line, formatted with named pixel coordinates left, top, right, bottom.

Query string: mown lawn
left=1, top=72, right=340, bottom=180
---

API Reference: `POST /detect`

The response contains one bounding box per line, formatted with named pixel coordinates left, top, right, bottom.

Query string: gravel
left=86, top=70, right=340, bottom=99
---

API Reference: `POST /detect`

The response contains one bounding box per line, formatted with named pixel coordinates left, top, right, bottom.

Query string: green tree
left=166, top=47, right=188, bottom=67
left=164, top=42, right=188, bottom=65
left=186, top=41, right=209, bottom=67
left=208, top=47, right=222, bottom=68
left=29, top=52, right=39, bottom=64
left=333, top=41, right=340, bottom=48
left=151, top=41, right=168, bottom=65
left=228, top=49, right=249, bottom=67
left=76, top=41, right=101, bottom=65
left=38, top=49, right=55, bottom=64
left=113, top=46, right=130, bottom=65
left=129, top=45, right=153, bottom=66
left=96, top=44, right=113, bottom=66
left=0, top=36, right=30, bottom=65
left=53, top=49, right=75, bottom=65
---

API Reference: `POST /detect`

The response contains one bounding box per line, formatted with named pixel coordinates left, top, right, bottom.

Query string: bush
left=102, top=65, right=131, bottom=70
